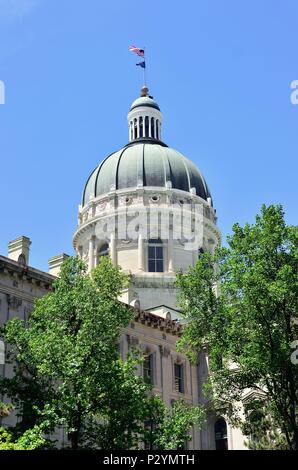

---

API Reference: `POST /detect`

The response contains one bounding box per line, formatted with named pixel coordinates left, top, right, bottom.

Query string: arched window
left=247, top=409, right=264, bottom=445
left=148, top=239, right=163, bottom=272
left=145, top=116, right=149, bottom=137
left=98, top=243, right=109, bottom=260
left=198, top=247, right=205, bottom=257
left=214, top=418, right=228, bottom=450
left=151, top=117, right=155, bottom=138
left=134, top=118, right=137, bottom=139
left=130, top=121, right=133, bottom=140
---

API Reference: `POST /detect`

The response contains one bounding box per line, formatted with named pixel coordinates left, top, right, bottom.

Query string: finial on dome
left=140, top=86, right=149, bottom=97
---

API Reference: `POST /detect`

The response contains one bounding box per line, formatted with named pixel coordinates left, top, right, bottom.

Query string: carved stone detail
left=7, top=295, right=22, bottom=310
left=96, top=202, right=107, bottom=213
left=126, top=334, right=139, bottom=347
left=159, top=345, right=171, bottom=358
left=119, top=195, right=132, bottom=206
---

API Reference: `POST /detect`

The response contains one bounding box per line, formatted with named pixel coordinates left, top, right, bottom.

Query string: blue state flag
left=136, top=61, right=146, bottom=69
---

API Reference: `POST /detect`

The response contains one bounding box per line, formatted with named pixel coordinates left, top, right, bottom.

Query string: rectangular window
left=174, top=363, right=184, bottom=393
left=148, top=243, right=163, bottom=272
left=143, top=354, right=154, bottom=384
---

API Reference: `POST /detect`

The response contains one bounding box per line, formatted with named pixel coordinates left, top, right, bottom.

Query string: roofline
left=146, top=304, right=182, bottom=314
left=130, top=304, right=183, bottom=336
left=0, top=255, right=55, bottom=286
left=123, top=138, right=168, bottom=149
left=130, top=102, right=160, bottom=112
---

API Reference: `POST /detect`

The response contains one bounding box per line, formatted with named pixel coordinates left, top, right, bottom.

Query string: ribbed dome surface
left=82, top=140, right=212, bottom=206
left=130, top=96, right=160, bottom=111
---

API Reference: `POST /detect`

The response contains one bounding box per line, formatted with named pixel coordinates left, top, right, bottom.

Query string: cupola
left=127, top=86, right=163, bottom=142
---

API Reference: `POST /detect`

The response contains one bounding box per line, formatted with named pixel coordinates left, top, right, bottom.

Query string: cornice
left=0, top=255, right=54, bottom=289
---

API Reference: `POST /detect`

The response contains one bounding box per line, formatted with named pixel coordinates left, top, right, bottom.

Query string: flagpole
left=143, top=47, right=146, bottom=87
left=129, top=45, right=147, bottom=88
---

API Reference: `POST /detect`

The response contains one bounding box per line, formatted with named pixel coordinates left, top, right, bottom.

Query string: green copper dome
left=82, top=140, right=212, bottom=206
left=130, top=96, right=160, bottom=111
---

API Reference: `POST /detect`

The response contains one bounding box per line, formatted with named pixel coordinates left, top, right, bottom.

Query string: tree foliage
left=0, top=256, right=204, bottom=450
left=141, top=396, right=205, bottom=450
left=0, top=402, right=47, bottom=450
left=0, top=256, right=146, bottom=449
left=177, top=205, right=298, bottom=449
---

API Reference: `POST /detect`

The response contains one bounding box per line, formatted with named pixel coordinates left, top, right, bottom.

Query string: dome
left=130, top=96, right=160, bottom=111
left=82, top=140, right=212, bottom=206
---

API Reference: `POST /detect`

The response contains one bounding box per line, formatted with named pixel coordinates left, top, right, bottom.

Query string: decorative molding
left=119, top=195, right=132, bottom=206
left=96, top=202, right=107, bottom=213
left=131, top=279, right=176, bottom=289
left=7, top=294, right=22, bottom=310
left=126, top=334, right=139, bottom=347
left=134, top=308, right=182, bottom=336
left=159, top=345, right=171, bottom=358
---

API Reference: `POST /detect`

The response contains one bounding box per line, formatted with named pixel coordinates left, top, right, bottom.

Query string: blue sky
left=0, top=0, right=297, bottom=271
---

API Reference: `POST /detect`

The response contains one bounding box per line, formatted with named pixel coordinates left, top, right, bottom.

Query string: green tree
left=0, top=402, right=47, bottom=450
left=0, top=255, right=205, bottom=450
left=0, top=425, right=48, bottom=450
left=176, top=205, right=298, bottom=449
left=241, top=400, right=288, bottom=450
left=141, top=396, right=205, bottom=450
left=82, top=357, right=150, bottom=449
left=0, top=256, right=149, bottom=449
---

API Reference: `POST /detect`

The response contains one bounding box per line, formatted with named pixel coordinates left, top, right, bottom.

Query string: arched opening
left=214, top=418, right=228, bottom=450
left=139, top=116, right=143, bottom=138
left=151, top=117, right=155, bottom=138
left=134, top=118, right=137, bottom=139
left=145, top=116, right=149, bottom=137
left=155, top=120, right=159, bottom=140
left=198, top=247, right=205, bottom=257
left=98, top=243, right=109, bottom=262
left=130, top=121, right=133, bottom=140
left=247, top=409, right=264, bottom=445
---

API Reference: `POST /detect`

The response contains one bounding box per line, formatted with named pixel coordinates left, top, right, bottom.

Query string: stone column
left=110, top=233, right=116, bottom=265
left=159, top=345, right=172, bottom=407
left=168, top=238, right=174, bottom=273
left=138, top=234, right=145, bottom=271
left=88, top=236, right=95, bottom=271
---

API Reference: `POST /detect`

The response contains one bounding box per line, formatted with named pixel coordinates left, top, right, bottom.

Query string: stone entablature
left=132, top=307, right=183, bottom=336
left=73, top=188, right=220, bottom=260
left=0, top=255, right=54, bottom=291
left=75, top=187, right=218, bottom=235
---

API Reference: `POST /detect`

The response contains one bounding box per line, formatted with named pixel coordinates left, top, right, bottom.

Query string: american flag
left=129, top=45, right=145, bottom=57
